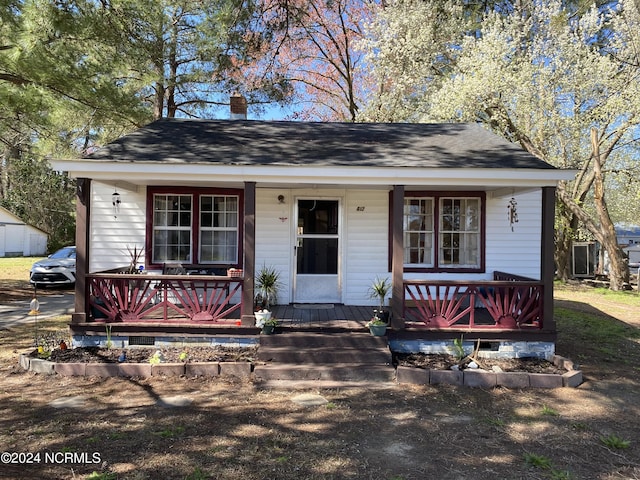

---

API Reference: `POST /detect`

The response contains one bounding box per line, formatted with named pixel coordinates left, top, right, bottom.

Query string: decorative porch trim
left=87, top=274, right=243, bottom=324
left=403, top=271, right=544, bottom=330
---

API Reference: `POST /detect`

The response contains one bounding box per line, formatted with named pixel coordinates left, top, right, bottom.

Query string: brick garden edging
left=19, top=352, right=582, bottom=388
left=395, top=354, right=583, bottom=388
left=19, top=353, right=252, bottom=379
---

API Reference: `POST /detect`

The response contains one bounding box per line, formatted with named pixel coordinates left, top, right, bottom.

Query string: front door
left=293, top=199, right=341, bottom=303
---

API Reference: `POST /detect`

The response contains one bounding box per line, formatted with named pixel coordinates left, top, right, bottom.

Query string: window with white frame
left=150, top=190, right=241, bottom=266
left=152, top=194, right=193, bottom=263
left=439, top=197, right=480, bottom=267
left=403, top=193, right=483, bottom=271
left=403, top=198, right=434, bottom=266
left=199, top=195, right=238, bottom=264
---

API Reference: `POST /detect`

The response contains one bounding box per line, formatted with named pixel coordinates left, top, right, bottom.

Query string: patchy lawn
left=1, top=267, right=639, bottom=479
left=0, top=256, right=71, bottom=303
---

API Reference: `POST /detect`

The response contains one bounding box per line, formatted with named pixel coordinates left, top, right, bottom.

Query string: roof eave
left=51, top=160, right=576, bottom=187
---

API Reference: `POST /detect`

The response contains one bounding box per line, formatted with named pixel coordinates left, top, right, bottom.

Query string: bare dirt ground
left=1, top=280, right=640, bottom=479
left=46, top=346, right=258, bottom=364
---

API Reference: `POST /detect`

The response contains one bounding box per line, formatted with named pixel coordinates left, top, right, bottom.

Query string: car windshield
left=49, top=247, right=75, bottom=260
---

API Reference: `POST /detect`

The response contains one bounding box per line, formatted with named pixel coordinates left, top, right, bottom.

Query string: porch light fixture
left=278, top=195, right=288, bottom=222
left=112, top=188, right=121, bottom=218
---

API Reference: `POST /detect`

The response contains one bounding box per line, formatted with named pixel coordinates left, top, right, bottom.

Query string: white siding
left=253, top=188, right=543, bottom=305
left=485, top=190, right=542, bottom=280
left=4, top=224, right=24, bottom=255
left=255, top=188, right=391, bottom=306
left=89, top=182, right=147, bottom=273
left=85, top=184, right=543, bottom=303
left=343, top=190, right=390, bottom=305
left=255, top=188, right=294, bottom=304
left=26, top=228, right=47, bottom=256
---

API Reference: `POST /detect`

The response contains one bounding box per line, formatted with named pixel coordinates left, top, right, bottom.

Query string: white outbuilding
left=0, top=206, right=48, bottom=257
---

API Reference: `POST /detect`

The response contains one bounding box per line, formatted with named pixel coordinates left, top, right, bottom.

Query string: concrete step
left=258, top=332, right=387, bottom=349
left=257, top=332, right=391, bottom=365
left=253, top=363, right=395, bottom=382
left=257, top=346, right=391, bottom=364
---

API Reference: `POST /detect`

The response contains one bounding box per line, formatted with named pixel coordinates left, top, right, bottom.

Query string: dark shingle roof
left=85, top=118, right=555, bottom=170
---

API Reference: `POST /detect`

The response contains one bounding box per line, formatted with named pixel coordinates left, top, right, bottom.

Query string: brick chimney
left=230, top=93, right=247, bottom=120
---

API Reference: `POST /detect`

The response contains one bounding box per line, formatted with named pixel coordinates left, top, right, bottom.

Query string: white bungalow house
left=0, top=206, right=47, bottom=257
left=52, top=115, right=575, bottom=356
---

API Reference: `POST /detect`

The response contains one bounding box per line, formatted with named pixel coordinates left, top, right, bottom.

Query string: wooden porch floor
left=271, top=304, right=373, bottom=330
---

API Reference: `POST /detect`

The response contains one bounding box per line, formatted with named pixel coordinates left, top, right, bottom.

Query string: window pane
left=154, top=196, right=168, bottom=210
left=439, top=197, right=480, bottom=267
left=179, top=211, right=190, bottom=226
left=403, top=197, right=433, bottom=266
left=199, top=195, right=239, bottom=264
left=152, top=194, right=193, bottom=264
left=179, top=196, right=191, bottom=210
left=464, top=199, right=479, bottom=230
left=201, top=196, right=212, bottom=210
left=296, top=238, right=338, bottom=274
left=201, top=212, right=212, bottom=227
left=154, top=211, right=167, bottom=226
left=200, top=246, right=213, bottom=262
left=297, top=200, right=339, bottom=234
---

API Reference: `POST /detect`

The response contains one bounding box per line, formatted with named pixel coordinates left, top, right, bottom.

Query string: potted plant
left=365, top=317, right=388, bottom=336
left=367, top=276, right=391, bottom=323
left=125, top=245, right=144, bottom=273
left=254, top=264, right=282, bottom=324
left=259, top=317, right=278, bottom=335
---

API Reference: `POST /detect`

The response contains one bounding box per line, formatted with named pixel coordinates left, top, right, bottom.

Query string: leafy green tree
left=1, top=153, right=75, bottom=252
left=0, top=0, right=279, bottom=248
left=361, top=0, right=640, bottom=289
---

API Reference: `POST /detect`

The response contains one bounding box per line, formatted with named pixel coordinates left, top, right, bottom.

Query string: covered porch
left=55, top=119, right=571, bottom=354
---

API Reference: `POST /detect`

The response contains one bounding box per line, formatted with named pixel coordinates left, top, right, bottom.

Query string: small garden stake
left=29, top=295, right=40, bottom=351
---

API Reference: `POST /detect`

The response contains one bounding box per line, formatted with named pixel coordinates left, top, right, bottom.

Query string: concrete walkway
left=0, top=292, right=74, bottom=330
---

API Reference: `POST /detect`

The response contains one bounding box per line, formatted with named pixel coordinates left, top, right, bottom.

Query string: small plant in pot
left=367, top=276, right=391, bottom=324
left=365, top=317, right=387, bottom=336
left=254, top=264, right=282, bottom=325
left=259, top=317, right=279, bottom=335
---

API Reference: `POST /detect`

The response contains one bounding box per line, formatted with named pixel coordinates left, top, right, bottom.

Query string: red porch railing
left=87, top=273, right=243, bottom=324
left=403, top=271, right=543, bottom=330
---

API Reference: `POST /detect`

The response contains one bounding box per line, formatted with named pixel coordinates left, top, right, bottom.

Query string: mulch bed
left=39, top=346, right=564, bottom=374
left=394, top=352, right=566, bottom=374
left=42, top=345, right=258, bottom=364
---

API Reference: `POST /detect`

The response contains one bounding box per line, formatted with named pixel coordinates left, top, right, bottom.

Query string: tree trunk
left=554, top=205, right=578, bottom=281
left=590, top=128, right=629, bottom=290
left=153, top=81, right=165, bottom=120
left=166, top=17, right=178, bottom=118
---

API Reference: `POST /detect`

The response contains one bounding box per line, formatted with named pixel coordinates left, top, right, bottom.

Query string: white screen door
left=293, top=199, right=341, bottom=303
